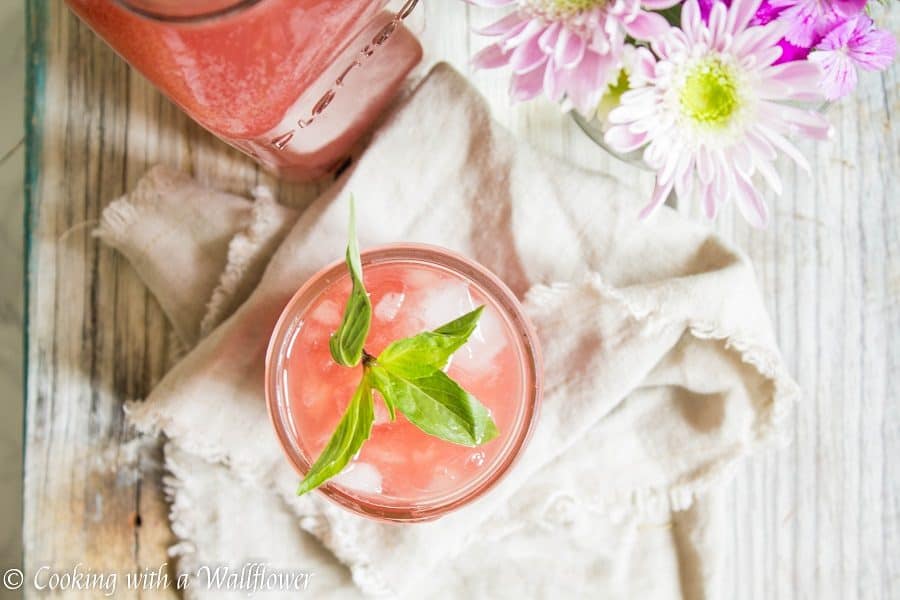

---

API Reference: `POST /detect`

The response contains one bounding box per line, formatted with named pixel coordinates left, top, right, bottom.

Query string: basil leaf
left=329, top=196, right=372, bottom=367
left=369, top=365, right=499, bottom=447
left=368, top=365, right=397, bottom=422
left=297, top=374, right=375, bottom=495
left=376, top=306, right=484, bottom=379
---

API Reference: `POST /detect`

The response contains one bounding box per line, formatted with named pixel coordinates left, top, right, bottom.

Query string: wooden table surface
left=24, top=1, right=899, bottom=598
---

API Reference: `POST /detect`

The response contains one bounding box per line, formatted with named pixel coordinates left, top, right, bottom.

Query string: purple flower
left=748, top=0, right=813, bottom=63
left=809, top=14, right=897, bottom=99
left=697, top=0, right=810, bottom=64
left=776, top=39, right=811, bottom=63
left=749, top=0, right=784, bottom=24
left=768, top=0, right=864, bottom=48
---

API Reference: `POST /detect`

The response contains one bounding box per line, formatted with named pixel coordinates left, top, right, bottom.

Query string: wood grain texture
left=24, top=1, right=898, bottom=598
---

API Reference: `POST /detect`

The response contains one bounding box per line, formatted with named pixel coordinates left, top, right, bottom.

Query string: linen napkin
left=97, top=63, right=798, bottom=599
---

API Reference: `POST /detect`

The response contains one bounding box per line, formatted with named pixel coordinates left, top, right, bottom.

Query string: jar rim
left=116, top=0, right=420, bottom=24
left=264, top=243, right=543, bottom=523
left=114, top=0, right=264, bottom=23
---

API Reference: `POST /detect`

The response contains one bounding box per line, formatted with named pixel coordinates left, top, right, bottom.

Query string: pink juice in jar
left=266, top=245, right=542, bottom=521
left=65, top=0, right=423, bottom=180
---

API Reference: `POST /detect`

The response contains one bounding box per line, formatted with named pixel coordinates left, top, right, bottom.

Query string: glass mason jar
left=65, top=0, right=423, bottom=181
left=265, top=244, right=543, bottom=522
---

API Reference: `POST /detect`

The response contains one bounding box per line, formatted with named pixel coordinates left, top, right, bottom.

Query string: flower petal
left=624, top=11, right=671, bottom=41
left=510, top=30, right=549, bottom=73
left=641, top=0, right=682, bottom=8
left=633, top=46, right=658, bottom=81
left=608, top=97, right=658, bottom=124
left=471, top=43, right=512, bottom=70
left=473, top=13, right=524, bottom=37
left=604, top=126, right=650, bottom=153
left=701, top=182, right=717, bottom=219
left=726, top=0, right=763, bottom=36
left=681, top=0, right=703, bottom=43
left=809, top=49, right=857, bottom=99
left=760, top=60, right=824, bottom=99
left=509, top=65, right=546, bottom=102
left=640, top=178, right=676, bottom=220
left=767, top=102, right=834, bottom=140
left=697, top=145, right=714, bottom=184
left=674, top=153, right=694, bottom=201
left=502, top=20, right=545, bottom=52
left=543, top=58, right=564, bottom=102
left=538, top=22, right=562, bottom=54
left=707, top=2, right=728, bottom=48
left=757, top=124, right=811, bottom=173
left=732, top=24, right=785, bottom=58
left=734, top=171, right=769, bottom=228
left=755, top=156, right=783, bottom=195
left=554, top=28, right=587, bottom=69
left=745, top=129, right=778, bottom=161
left=465, top=0, right=516, bottom=6
left=558, top=50, right=618, bottom=114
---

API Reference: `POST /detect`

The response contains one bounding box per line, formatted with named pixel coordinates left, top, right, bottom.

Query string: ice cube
left=417, top=282, right=477, bottom=330
left=447, top=306, right=508, bottom=375
left=436, top=465, right=459, bottom=481
left=403, top=267, right=444, bottom=291
left=416, top=282, right=510, bottom=376
left=427, top=464, right=463, bottom=493
left=309, top=299, right=342, bottom=327
left=467, top=451, right=486, bottom=468
left=333, top=462, right=383, bottom=494
left=361, top=442, right=406, bottom=465
left=375, top=292, right=405, bottom=322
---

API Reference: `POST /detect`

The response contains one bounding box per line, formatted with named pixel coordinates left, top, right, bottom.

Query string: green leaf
left=297, top=374, right=375, bottom=495
left=376, top=307, right=484, bottom=379
left=369, top=365, right=499, bottom=447
left=329, top=196, right=372, bottom=367
left=368, top=365, right=397, bottom=422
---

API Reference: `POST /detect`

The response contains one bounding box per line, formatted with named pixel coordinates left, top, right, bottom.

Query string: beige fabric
left=95, top=167, right=299, bottom=347
left=97, top=64, right=797, bottom=599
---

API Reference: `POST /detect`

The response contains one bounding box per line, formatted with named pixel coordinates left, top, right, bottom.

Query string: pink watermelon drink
left=266, top=244, right=542, bottom=521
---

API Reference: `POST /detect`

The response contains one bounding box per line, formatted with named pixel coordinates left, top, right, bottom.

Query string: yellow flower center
left=606, top=68, right=630, bottom=100
left=595, top=68, right=630, bottom=120
left=679, top=59, right=739, bottom=128
left=522, top=0, right=607, bottom=19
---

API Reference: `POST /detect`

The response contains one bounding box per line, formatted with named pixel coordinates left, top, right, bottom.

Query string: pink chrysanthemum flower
left=603, top=0, right=832, bottom=227
left=468, top=0, right=678, bottom=113
left=809, top=14, right=897, bottom=100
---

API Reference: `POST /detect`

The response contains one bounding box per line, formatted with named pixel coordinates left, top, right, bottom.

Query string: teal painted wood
left=21, top=2, right=45, bottom=580
left=24, top=0, right=46, bottom=448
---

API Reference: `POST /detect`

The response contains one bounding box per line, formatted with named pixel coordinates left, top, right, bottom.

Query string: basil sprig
left=297, top=198, right=499, bottom=496
left=296, top=374, right=375, bottom=496
left=328, top=196, right=372, bottom=368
